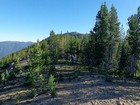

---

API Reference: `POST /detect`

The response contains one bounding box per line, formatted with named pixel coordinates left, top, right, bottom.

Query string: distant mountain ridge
left=0, top=32, right=87, bottom=59
left=0, top=41, right=33, bottom=58
left=64, top=32, right=85, bottom=38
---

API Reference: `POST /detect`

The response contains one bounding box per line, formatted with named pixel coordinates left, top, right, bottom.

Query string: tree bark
left=130, top=54, right=137, bottom=77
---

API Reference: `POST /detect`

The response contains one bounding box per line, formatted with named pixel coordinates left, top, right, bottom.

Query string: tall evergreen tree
left=15, top=58, right=23, bottom=74
left=48, top=30, right=58, bottom=64
left=90, top=2, right=110, bottom=67
left=118, top=40, right=130, bottom=77
left=80, top=34, right=90, bottom=65
left=127, top=7, right=140, bottom=77
left=25, top=40, right=45, bottom=87
left=108, top=5, right=120, bottom=70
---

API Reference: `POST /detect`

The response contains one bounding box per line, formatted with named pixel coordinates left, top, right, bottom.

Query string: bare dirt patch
left=1, top=74, right=138, bottom=105
left=0, top=63, right=140, bottom=105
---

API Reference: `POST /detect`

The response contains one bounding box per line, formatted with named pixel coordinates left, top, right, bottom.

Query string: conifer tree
left=25, top=40, right=45, bottom=88
left=118, top=40, right=130, bottom=77
left=127, top=7, right=140, bottom=77
left=90, top=2, right=110, bottom=67
left=48, top=30, right=58, bottom=64
left=47, top=31, right=57, bottom=77
left=5, top=69, right=9, bottom=81
left=1, top=72, right=5, bottom=85
left=108, top=5, right=120, bottom=70
left=80, top=35, right=90, bottom=65
left=15, top=58, right=23, bottom=74
left=47, top=74, right=57, bottom=97
left=41, top=40, right=51, bottom=67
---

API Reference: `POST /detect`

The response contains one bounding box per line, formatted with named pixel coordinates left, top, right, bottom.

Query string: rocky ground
left=39, top=75, right=140, bottom=105
left=0, top=62, right=140, bottom=105
left=0, top=74, right=140, bottom=105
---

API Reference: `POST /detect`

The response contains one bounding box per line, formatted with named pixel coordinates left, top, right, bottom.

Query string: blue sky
left=0, top=0, right=139, bottom=42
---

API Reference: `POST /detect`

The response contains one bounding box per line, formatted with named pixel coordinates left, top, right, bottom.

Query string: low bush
left=47, top=74, right=57, bottom=97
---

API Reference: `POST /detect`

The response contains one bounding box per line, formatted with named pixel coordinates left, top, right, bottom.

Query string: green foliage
left=48, top=30, right=58, bottom=64
left=0, top=70, right=10, bottom=85
left=134, top=97, right=140, bottom=101
left=41, top=41, right=51, bottom=66
left=5, top=69, right=9, bottom=80
left=108, top=4, right=121, bottom=70
left=136, top=60, right=140, bottom=77
left=1, top=72, right=5, bottom=84
left=9, top=70, right=16, bottom=80
left=47, top=74, right=57, bottom=97
left=15, top=58, right=23, bottom=74
left=29, top=88, right=38, bottom=98
left=24, top=72, right=35, bottom=86
left=85, top=2, right=110, bottom=66
left=118, top=41, right=130, bottom=77
left=25, top=41, right=45, bottom=87
left=80, top=35, right=90, bottom=64
left=15, top=94, right=21, bottom=102
left=48, top=65, right=56, bottom=77
left=68, top=35, right=79, bottom=55
left=127, top=6, right=140, bottom=77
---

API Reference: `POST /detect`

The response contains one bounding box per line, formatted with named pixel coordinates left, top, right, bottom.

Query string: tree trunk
left=107, top=40, right=113, bottom=70
left=108, top=44, right=112, bottom=70
left=130, top=54, right=137, bottom=77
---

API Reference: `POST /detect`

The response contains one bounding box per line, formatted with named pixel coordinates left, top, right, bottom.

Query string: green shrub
left=47, top=74, right=57, bottom=97
left=1, top=72, right=5, bottom=84
left=29, top=88, right=38, bottom=98
left=1, top=70, right=10, bottom=85
left=24, top=74, right=35, bottom=86
left=48, top=65, right=56, bottom=76
left=134, top=97, right=140, bottom=101
left=50, top=89, right=57, bottom=97
left=5, top=70, right=9, bottom=80
left=9, top=71, right=16, bottom=80
left=15, top=94, right=21, bottom=102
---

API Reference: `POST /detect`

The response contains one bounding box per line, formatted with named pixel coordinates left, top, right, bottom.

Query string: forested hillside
left=0, top=41, right=33, bottom=58
left=0, top=2, right=140, bottom=105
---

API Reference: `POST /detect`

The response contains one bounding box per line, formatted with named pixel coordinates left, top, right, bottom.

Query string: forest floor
left=0, top=62, right=140, bottom=105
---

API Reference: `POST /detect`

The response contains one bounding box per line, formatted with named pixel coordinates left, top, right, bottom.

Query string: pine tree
left=1, top=70, right=9, bottom=85
left=127, top=7, right=140, bottom=77
left=15, top=58, right=23, bottom=74
left=47, top=74, right=57, bottom=97
left=118, top=40, right=130, bottom=77
left=47, top=31, right=58, bottom=77
left=108, top=4, right=120, bottom=70
left=48, top=30, right=58, bottom=64
left=1, top=72, right=5, bottom=85
left=41, top=40, right=51, bottom=66
left=25, top=40, right=45, bottom=88
left=80, top=34, right=90, bottom=65
left=90, top=2, right=110, bottom=67
left=5, top=69, right=9, bottom=81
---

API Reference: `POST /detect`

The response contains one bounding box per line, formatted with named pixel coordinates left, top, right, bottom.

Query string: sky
left=0, top=0, right=140, bottom=42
